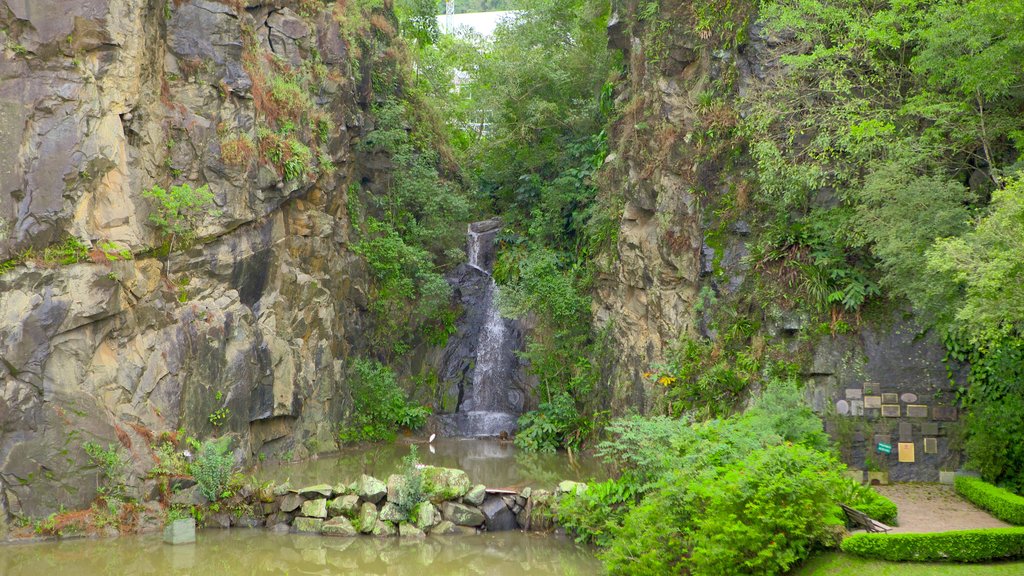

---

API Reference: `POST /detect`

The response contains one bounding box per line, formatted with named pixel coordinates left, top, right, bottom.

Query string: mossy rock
left=421, top=467, right=471, bottom=501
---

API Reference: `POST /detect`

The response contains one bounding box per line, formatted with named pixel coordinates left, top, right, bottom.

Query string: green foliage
left=149, top=441, right=189, bottom=477
left=143, top=183, right=217, bottom=240
left=395, top=445, right=427, bottom=518
left=841, top=528, right=1024, bottom=563
left=928, top=178, right=1024, bottom=331
left=956, top=477, right=1024, bottom=526
left=556, top=477, right=637, bottom=547
left=514, top=392, right=592, bottom=453
left=338, top=358, right=430, bottom=444
left=42, top=236, right=90, bottom=265
left=602, top=443, right=846, bottom=576
left=553, top=381, right=847, bottom=574
left=191, top=437, right=234, bottom=502
left=835, top=479, right=899, bottom=526
left=395, top=0, right=439, bottom=47
left=83, top=441, right=128, bottom=500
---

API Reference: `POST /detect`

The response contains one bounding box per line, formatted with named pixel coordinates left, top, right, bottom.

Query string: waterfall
left=434, top=219, right=523, bottom=438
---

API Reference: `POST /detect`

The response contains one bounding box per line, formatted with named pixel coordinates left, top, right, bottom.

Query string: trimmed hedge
left=841, top=528, right=1024, bottom=562
left=956, top=476, right=1024, bottom=526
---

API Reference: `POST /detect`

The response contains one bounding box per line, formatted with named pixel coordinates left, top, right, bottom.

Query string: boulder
left=378, top=502, right=406, bottom=523
left=442, top=502, right=484, bottom=527
left=421, top=467, right=471, bottom=500
left=358, top=474, right=387, bottom=503
left=293, top=517, right=324, bottom=533
left=322, top=516, right=358, bottom=537
left=296, top=484, right=335, bottom=498
left=463, top=484, right=486, bottom=506
left=163, top=518, right=196, bottom=545
left=399, top=523, right=426, bottom=539
left=413, top=501, right=438, bottom=530
left=371, top=520, right=396, bottom=537
left=279, top=493, right=304, bottom=513
left=300, top=498, right=328, bottom=519
left=481, top=495, right=517, bottom=532
left=429, top=520, right=460, bottom=535
left=358, top=502, right=378, bottom=534
left=170, top=486, right=205, bottom=507
left=328, top=494, right=360, bottom=518
left=208, top=512, right=232, bottom=529
left=556, top=480, right=587, bottom=496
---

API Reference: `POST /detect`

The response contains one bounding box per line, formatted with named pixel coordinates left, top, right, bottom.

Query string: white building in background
left=436, top=11, right=519, bottom=38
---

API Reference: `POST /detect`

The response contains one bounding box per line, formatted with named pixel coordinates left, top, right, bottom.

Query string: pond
left=0, top=529, right=603, bottom=575
left=252, top=438, right=608, bottom=489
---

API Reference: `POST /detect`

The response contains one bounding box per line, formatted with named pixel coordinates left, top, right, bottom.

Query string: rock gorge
left=0, top=0, right=969, bottom=528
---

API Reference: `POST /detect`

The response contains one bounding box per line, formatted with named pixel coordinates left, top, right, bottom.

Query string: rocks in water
left=429, top=520, right=460, bottom=535
left=556, top=480, right=587, bottom=496
left=399, top=523, right=426, bottom=539
left=378, top=502, right=406, bottom=523
left=421, top=467, right=471, bottom=500
left=359, top=474, right=387, bottom=504
left=170, top=486, right=205, bottom=507
left=358, top=502, right=378, bottom=534
left=273, top=482, right=293, bottom=497
left=371, top=520, right=396, bottom=537
left=208, top=512, right=232, bottom=529
left=279, top=493, right=304, bottom=513
left=328, top=494, right=360, bottom=518
left=300, top=498, right=328, bottom=519
left=163, top=518, right=196, bottom=545
left=463, top=484, right=486, bottom=506
left=322, top=516, right=357, bottom=537
left=443, top=502, right=485, bottom=527
left=413, top=501, right=438, bottom=530
left=293, top=517, right=324, bottom=533
left=296, top=484, right=334, bottom=498
left=524, top=489, right=554, bottom=531
left=481, top=495, right=517, bottom=532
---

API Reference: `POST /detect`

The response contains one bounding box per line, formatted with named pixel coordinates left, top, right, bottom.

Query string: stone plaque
left=924, top=437, right=938, bottom=454
left=882, top=393, right=899, bottom=405
left=906, top=405, right=929, bottom=418
left=939, top=471, right=955, bottom=485
left=850, top=400, right=864, bottom=416
left=845, top=388, right=863, bottom=400
left=899, top=422, right=913, bottom=442
left=836, top=400, right=850, bottom=415
left=933, top=406, right=958, bottom=421
left=863, top=382, right=879, bottom=395
left=921, top=422, right=939, bottom=436
left=881, top=404, right=901, bottom=417
left=898, top=442, right=916, bottom=463
left=900, top=392, right=919, bottom=403
left=864, top=395, right=882, bottom=409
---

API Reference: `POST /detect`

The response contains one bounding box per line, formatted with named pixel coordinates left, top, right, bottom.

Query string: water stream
left=436, top=220, right=523, bottom=437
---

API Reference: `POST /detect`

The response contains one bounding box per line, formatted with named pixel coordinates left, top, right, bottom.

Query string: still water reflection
left=0, top=529, right=603, bottom=575
left=253, top=438, right=607, bottom=489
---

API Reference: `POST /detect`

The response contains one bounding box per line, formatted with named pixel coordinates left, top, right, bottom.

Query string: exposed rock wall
left=595, top=1, right=963, bottom=478
left=0, top=0, right=396, bottom=519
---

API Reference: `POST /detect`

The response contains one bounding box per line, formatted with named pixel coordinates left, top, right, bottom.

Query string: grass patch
left=792, top=552, right=1024, bottom=575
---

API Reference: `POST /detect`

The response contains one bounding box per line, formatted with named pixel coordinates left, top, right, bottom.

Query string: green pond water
left=252, top=438, right=607, bottom=489
left=0, top=529, right=603, bottom=575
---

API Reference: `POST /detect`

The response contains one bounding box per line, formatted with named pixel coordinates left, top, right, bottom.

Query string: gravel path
left=874, top=483, right=1010, bottom=533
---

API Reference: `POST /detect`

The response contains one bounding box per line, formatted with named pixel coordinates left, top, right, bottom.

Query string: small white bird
left=428, top=433, right=436, bottom=444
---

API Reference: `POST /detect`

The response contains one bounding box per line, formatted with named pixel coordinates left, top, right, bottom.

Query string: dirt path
left=874, top=483, right=1010, bottom=533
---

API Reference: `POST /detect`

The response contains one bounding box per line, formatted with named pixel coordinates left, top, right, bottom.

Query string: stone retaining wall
left=177, top=466, right=585, bottom=539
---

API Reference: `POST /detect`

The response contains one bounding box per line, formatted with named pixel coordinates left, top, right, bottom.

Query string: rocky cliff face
left=596, top=0, right=962, bottom=480
left=0, top=0, right=399, bottom=519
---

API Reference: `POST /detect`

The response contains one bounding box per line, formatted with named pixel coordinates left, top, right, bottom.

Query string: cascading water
left=435, top=219, right=524, bottom=437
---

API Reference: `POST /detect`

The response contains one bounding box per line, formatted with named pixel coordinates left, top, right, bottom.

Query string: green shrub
left=83, top=441, right=128, bottom=500
left=841, top=528, right=1024, bottom=562
left=191, top=438, right=234, bottom=502
left=956, top=477, right=1024, bottom=526
left=835, top=479, right=899, bottom=526
left=395, top=445, right=426, bottom=519
left=338, top=358, right=430, bottom=444
left=556, top=477, right=638, bottom=546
